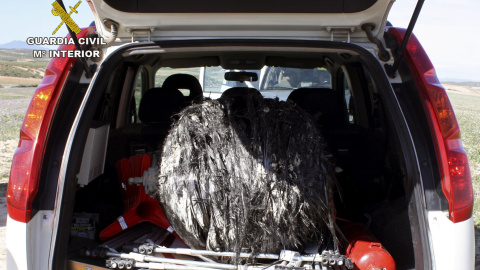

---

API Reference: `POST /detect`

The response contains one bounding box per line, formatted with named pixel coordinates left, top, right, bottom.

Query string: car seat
left=138, top=87, right=186, bottom=149
left=220, top=87, right=262, bottom=100
left=287, top=87, right=388, bottom=204
left=287, top=88, right=347, bottom=128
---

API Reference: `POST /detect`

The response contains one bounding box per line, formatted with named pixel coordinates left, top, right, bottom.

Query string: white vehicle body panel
left=428, top=211, right=474, bottom=270
left=6, top=216, right=28, bottom=270
left=6, top=212, right=54, bottom=270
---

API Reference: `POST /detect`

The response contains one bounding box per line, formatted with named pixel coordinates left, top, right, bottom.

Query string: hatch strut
left=385, top=0, right=425, bottom=78
left=56, top=0, right=95, bottom=78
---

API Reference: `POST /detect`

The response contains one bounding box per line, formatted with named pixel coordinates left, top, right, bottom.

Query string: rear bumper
left=6, top=211, right=54, bottom=270
left=428, top=211, right=474, bottom=269
left=6, top=216, right=28, bottom=270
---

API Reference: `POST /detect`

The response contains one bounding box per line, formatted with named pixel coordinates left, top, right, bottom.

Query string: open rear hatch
left=86, top=0, right=395, bottom=41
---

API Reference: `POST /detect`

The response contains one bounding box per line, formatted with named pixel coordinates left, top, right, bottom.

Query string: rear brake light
left=388, top=28, right=473, bottom=223
left=6, top=27, right=95, bottom=223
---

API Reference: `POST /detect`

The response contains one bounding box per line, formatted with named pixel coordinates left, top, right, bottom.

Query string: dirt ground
left=0, top=140, right=15, bottom=270
left=444, top=83, right=480, bottom=96
left=0, top=190, right=6, bottom=270
left=0, top=76, right=41, bottom=85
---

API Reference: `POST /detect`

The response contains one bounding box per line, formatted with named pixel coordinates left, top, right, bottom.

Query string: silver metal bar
left=106, top=250, right=353, bottom=269
left=134, top=262, right=290, bottom=270
left=107, top=252, right=237, bottom=270
left=153, top=247, right=279, bottom=260
left=151, top=247, right=337, bottom=263
left=134, top=261, right=221, bottom=270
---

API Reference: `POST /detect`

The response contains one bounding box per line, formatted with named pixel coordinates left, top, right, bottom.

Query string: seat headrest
left=219, top=87, right=262, bottom=100
left=218, top=87, right=263, bottom=114
left=287, top=88, right=346, bottom=127
left=162, top=74, right=203, bottom=103
left=138, top=87, right=186, bottom=124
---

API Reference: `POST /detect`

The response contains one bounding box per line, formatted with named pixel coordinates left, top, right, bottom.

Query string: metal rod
left=106, top=250, right=353, bottom=269
left=386, top=0, right=425, bottom=77
left=133, top=262, right=295, bottom=270
left=134, top=261, right=222, bottom=270
left=153, top=247, right=279, bottom=260
left=107, top=252, right=237, bottom=270
left=151, top=247, right=346, bottom=264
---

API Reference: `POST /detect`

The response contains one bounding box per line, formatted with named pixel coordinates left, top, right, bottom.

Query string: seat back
left=139, top=87, right=186, bottom=149
left=287, top=87, right=353, bottom=166
left=139, top=87, right=186, bottom=124
left=287, top=88, right=346, bottom=128
left=288, top=88, right=387, bottom=199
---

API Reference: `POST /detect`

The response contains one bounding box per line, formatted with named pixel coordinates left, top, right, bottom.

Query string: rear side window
left=343, top=72, right=354, bottom=124
left=131, top=68, right=147, bottom=123
left=204, top=66, right=224, bottom=92
left=260, top=67, right=331, bottom=90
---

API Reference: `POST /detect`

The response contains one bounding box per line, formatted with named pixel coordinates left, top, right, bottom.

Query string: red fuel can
left=341, top=222, right=396, bottom=270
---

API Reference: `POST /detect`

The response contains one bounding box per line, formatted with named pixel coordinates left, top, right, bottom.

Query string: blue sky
left=388, top=0, right=480, bottom=82
left=1, top=0, right=479, bottom=81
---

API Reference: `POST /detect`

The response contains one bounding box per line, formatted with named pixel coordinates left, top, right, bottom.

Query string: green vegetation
left=0, top=88, right=36, bottom=100
left=0, top=65, right=42, bottom=78
left=16, top=84, right=39, bottom=88
left=0, top=49, right=50, bottom=62
left=0, top=88, right=35, bottom=141
left=447, top=92, right=480, bottom=225
left=0, top=60, right=47, bottom=79
left=0, top=61, right=48, bottom=69
left=0, top=50, right=49, bottom=85
left=0, top=113, right=24, bottom=141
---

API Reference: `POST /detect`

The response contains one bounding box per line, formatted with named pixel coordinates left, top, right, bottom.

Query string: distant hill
left=0, top=49, right=50, bottom=62
left=441, top=78, right=479, bottom=83
left=0, top=40, right=49, bottom=50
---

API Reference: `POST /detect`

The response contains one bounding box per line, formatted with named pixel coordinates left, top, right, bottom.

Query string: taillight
left=6, top=27, right=96, bottom=223
left=388, top=28, right=473, bottom=223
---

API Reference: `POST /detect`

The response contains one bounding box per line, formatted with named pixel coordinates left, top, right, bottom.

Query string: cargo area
left=52, top=42, right=422, bottom=270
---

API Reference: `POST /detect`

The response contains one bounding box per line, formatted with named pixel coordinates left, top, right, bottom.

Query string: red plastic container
left=342, top=222, right=396, bottom=270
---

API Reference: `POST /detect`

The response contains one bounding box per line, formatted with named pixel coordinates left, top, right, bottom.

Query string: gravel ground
left=0, top=183, right=6, bottom=270
left=0, top=140, right=18, bottom=270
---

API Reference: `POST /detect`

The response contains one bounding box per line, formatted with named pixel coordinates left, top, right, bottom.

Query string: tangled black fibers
left=155, top=94, right=337, bottom=257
